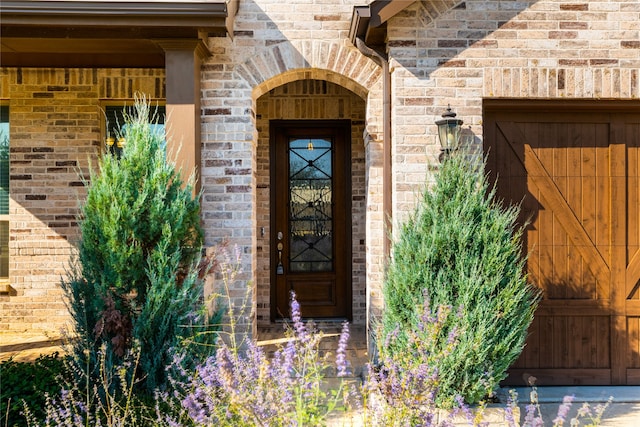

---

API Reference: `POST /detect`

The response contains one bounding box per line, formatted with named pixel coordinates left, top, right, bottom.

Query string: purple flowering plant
left=507, top=378, right=613, bottom=427
left=363, top=301, right=481, bottom=426
left=160, top=291, right=351, bottom=427
left=362, top=299, right=613, bottom=427
left=19, top=244, right=614, bottom=427
left=23, top=343, right=151, bottom=427
left=155, top=247, right=352, bottom=426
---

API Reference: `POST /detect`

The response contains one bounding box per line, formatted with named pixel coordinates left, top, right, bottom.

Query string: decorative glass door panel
left=271, top=121, right=351, bottom=319
left=289, top=138, right=333, bottom=273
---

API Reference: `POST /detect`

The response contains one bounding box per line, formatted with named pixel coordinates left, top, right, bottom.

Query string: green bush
left=0, top=354, right=66, bottom=427
left=62, top=97, right=218, bottom=393
left=381, top=152, right=540, bottom=408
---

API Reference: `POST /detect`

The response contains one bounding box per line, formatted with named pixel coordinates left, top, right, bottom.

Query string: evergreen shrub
left=0, top=353, right=66, bottom=427
left=381, top=152, right=540, bottom=408
left=62, top=97, right=218, bottom=392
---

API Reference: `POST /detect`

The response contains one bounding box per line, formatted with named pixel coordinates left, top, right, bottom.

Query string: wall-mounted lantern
left=105, top=136, right=126, bottom=157
left=435, top=105, right=463, bottom=161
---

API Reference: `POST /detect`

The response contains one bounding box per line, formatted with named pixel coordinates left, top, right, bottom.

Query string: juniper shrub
left=382, top=152, right=540, bottom=407
left=62, top=96, right=219, bottom=394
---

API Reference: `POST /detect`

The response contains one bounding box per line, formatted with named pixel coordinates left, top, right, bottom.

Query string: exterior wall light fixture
left=105, top=136, right=126, bottom=157
left=435, top=105, right=463, bottom=162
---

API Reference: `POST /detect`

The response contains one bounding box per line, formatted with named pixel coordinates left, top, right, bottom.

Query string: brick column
left=157, top=40, right=209, bottom=193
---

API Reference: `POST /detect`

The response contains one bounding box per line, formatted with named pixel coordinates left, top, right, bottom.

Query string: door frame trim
left=269, top=119, right=353, bottom=321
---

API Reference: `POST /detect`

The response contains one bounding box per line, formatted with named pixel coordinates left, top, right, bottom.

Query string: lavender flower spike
left=553, top=395, right=575, bottom=426
left=289, top=291, right=309, bottom=343
left=336, top=321, right=351, bottom=377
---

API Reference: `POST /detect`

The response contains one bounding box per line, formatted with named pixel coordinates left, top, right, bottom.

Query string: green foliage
left=21, top=345, right=156, bottom=427
left=62, top=97, right=218, bottom=393
left=0, top=354, right=66, bottom=427
left=80, top=100, right=202, bottom=306
left=159, top=287, right=352, bottom=427
left=381, top=153, right=540, bottom=408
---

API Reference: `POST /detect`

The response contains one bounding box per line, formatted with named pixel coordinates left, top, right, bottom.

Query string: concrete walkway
left=502, top=386, right=640, bottom=427
left=0, top=330, right=66, bottom=362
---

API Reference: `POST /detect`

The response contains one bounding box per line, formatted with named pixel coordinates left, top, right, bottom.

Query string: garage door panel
left=627, top=125, right=640, bottom=295
left=582, top=263, right=599, bottom=300
left=629, top=317, right=640, bottom=368
left=487, top=103, right=640, bottom=385
left=552, top=316, right=569, bottom=368
left=514, top=315, right=610, bottom=370
left=525, top=315, right=541, bottom=368
left=506, top=369, right=612, bottom=386
left=625, top=253, right=640, bottom=299
left=595, top=143, right=611, bottom=260
left=510, top=314, right=549, bottom=369
left=535, top=245, right=594, bottom=300
left=628, top=282, right=640, bottom=301
left=528, top=163, right=610, bottom=290
left=497, top=121, right=611, bottom=294
left=627, top=147, right=639, bottom=259
left=584, top=315, right=600, bottom=368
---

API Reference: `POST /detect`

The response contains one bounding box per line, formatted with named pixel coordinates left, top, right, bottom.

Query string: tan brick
left=3, top=0, right=640, bottom=340
left=0, top=68, right=166, bottom=332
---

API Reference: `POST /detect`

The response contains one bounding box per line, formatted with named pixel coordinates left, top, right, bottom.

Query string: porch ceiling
left=0, top=0, right=238, bottom=68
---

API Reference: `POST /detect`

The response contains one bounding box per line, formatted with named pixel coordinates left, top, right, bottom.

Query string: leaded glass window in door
left=288, top=138, right=333, bottom=272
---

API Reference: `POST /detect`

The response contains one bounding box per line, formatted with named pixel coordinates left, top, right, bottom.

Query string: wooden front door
left=485, top=100, right=640, bottom=385
left=270, top=120, right=352, bottom=320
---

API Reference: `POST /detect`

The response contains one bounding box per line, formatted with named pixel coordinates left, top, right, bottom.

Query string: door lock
left=276, top=242, right=284, bottom=275
left=276, top=231, right=284, bottom=275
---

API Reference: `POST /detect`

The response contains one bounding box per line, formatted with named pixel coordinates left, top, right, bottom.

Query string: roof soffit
left=0, top=0, right=238, bottom=67
left=349, top=0, right=416, bottom=47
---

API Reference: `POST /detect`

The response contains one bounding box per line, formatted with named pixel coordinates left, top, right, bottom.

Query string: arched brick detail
left=229, top=40, right=387, bottom=332
left=253, top=69, right=370, bottom=102
left=236, top=40, right=380, bottom=101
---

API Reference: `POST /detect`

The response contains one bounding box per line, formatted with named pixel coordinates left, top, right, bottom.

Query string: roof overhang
left=349, top=0, right=416, bottom=47
left=0, top=0, right=238, bottom=67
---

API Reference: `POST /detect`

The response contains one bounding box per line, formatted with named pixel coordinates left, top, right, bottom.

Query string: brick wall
left=0, top=68, right=164, bottom=332
left=5, top=0, right=636, bottom=338
left=388, top=0, right=640, bottom=219
left=200, top=0, right=386, bottom=332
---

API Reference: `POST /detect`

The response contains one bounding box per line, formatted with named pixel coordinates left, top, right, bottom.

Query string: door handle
left=276, top=234, right=284, bottom=275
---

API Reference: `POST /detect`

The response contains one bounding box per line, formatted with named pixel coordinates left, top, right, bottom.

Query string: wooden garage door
left=484, top=100, right=640, bottom=385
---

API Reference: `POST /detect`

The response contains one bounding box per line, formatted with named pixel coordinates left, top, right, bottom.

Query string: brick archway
left=236, top=40, right=385, bottom=327
left=205, top=40, right=387, bottom=336
left=237, top=40, right=379, bottom=101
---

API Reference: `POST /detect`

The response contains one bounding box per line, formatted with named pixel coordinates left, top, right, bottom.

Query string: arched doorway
left=255, top=79, right=367, bottom=325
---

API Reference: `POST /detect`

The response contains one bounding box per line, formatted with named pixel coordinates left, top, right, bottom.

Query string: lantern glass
left=438, top=121, right=462, bottom=150
left=435, top=107, right=463, bottom=152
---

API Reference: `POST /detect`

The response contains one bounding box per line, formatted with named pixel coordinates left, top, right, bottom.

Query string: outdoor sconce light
left=105, top=136, right=125, bottom=157
left=435, top=105, right=463, bottom=162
